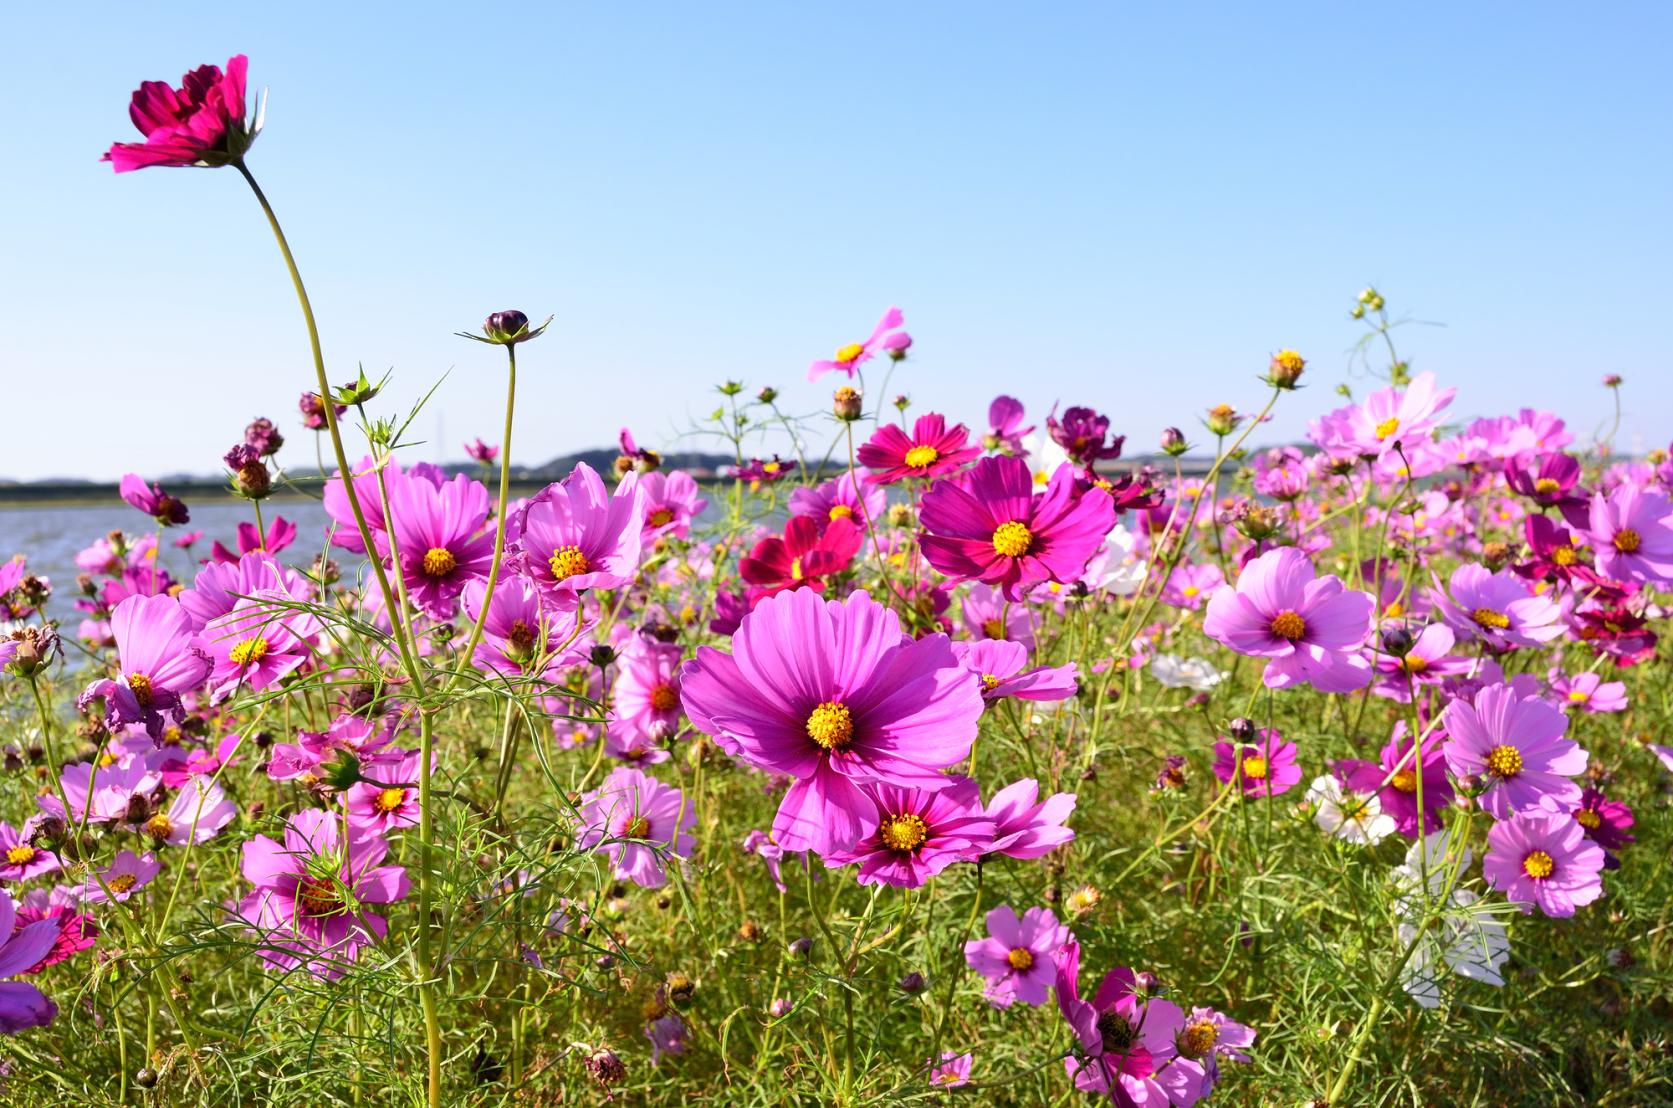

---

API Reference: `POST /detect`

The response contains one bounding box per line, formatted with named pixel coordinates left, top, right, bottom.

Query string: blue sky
left=2, top=2, right=1668, bottom=482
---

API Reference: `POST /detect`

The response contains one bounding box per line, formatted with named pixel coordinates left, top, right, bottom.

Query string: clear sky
left=2, top=2, right=1669, bottom=482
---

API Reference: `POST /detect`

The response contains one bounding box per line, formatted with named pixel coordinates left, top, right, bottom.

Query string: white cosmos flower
left=1020, top=432, right=1073, bottom=492
left=1391, top=831, right=1510, bottom=1007
left=1306, top=774, right=1396, bottom=845
left=1082, top=523, right=1147, bottom=596
left=1149, top=653, right=1224, bottom=692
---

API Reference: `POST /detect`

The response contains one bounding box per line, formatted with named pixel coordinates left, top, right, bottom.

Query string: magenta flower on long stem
left=1586, top=485, right=1673, bottom=586
left=952, top=639, right=1078, bottom=702
left=511, top=463, right=647, bottom=602
left=983, top=395, right=1033, bottom=455
left=1430, top=564, right=1563, bottom=651
left=102, top=54, right=258, bottom=172
left=1337, top=723, right=1452, bottom=837
left=820, top=777, right=993, bottom=887
left=1054, top=941, right=1195, bottom=1105
left=680, top=588, right=985, bottom=853
left=638, top=470, right=708, bottom=540
left=1341, top=371, right=1456, bottom=456
left=1212, top=730, right=1302, bottom=798
left=1483, top=812, right=1605, bottom=917
left=388, top=472, right=495, bottom=620
left=0, top=889, right=60, bottom=1033
left=984, top=778, right=1076, bottom=859
left=1441, top=681, right=1586, bottom=819
left=576, top=767, right=696, bottom=889
left=807, top=307, right=905, bottom=381
left=856, top=414, right=981, bottom=485
left=788, top=472, right=886, bottom=534
left=963, top=904, right=1069, bottom=1007
left=920, top=455, right=1114, bottom=601
left=78, top=594, right=209, bottom=739
left=1202, top=547, right=1374, bottom=693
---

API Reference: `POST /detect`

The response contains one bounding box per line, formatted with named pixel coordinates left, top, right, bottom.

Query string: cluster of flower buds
left=223, top=443, right=272, bottom=499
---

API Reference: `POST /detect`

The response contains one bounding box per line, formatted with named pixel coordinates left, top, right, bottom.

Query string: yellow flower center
left=1402, top=654, right=1429, bottom=674
left=1484, top=744, right=1523, bottom=778
left=108, top=873, right=137, bottom=894
left=373, top=788, right=406, bottom=814
left=1391, top=769, right=1417, bottom=793
left=991, top=520, right=1033, bottom=558
left=1269, top=610, right=1307, bottom=641
left=903, top=444, right=940, bottom=469
left=548, top=545, right=591, bottom=582
left=1182, top=585, right=1199, bottom=598
left=1272, top=350, right=1305, bottom=373
left=1384, top=601, right=1405, bottom=619
left=1575, top=808, right=1601, bottom=830
left=1533, top=478, right=1560, bottom=495
left=1552, top=545, right=1577, bottom=566
left=1522, top=850, right=1555, bottom=879
left=828, top=504, right=854, bottom=522
left=763, top=461, right=782, bottom=475
left=1567, top=689, right=1590, bottom=703
left=228, top=636, right=269, bottom=667
left=1613, top=529, right=1642, bottom=554
left=1006, top=947, right=1034, bottom=971
left=1375, top=416, right=1401, bottom=440
left=1033, top=469, right=1050, bottom=486
left=1178, top=1019, right=1219, bottom=1059
left=805, top=701, right=854, bottom=750
left=650, top=684, right=679, bottom=712
left=879, top=813, right=929, bottom=853
left=5, top=844, right=36, bottom=866
left=142, top=814, right=174, bottom=839
left=981, top=618, right=1004, bottom=640
left=981, top=674, right=1001, bottom=692
left=1471, top=607, right=1510, bottom=631
left=126, top=672, right=154, bottom=708
left=835, top=342, right=865, bottom=363
left=421, top=546, right=456, bottom=576
left=789, top=557, right=805, bottom=581
left=1241, top=754, right=1268, bottom=780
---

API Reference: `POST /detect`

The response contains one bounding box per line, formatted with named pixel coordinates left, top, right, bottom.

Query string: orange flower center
left=1533, top=477, right=1561, bottom=495
left=1178, top=1019, right=1219, bottom=1058
left=143, top=814, right=174, bottom=839
left=650, top=684, right=679, bottom=712
left=1552, top=545, right=1577, bottom=566
left=623, top=815, right=652, bottom=839
left=373, top=788, right=407, bottom=814
left=1484, top=744, right=1523, bottom=778
left=1575, top=808, right=1601, bottom=830
left=1614, top=529, right=1642, bottom=553
left=805, top=701, right=854, bottom=750
left=1391, top=769, right=1417, bottom=793
left=298, top=876, right=344, bottom=916
left=1471, top=607, right=1510, bottom=631
left=1269, top=610, right=1307, bottom=641
left=1006, top=947, right=1034, bottom=971
left=421, top=547, right=456, bottom=576
left=126, top=672, right=154, bottom=707
left=879, top=813, right=929, bottom=853
left=648, top=507, right=675, bottom=528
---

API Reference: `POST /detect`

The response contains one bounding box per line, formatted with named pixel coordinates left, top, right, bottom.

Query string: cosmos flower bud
left=1602, top=374, right=1623, bottom=388
left=769, top=998, right=793, bottom=1017
left=319, top=750, right=365, bottom=792
left=224, top=444, right=272, bottom=500
left=892, top=394, right=910, bottom=412
left=832, top=386, right=863, bottom=421
left=1228, top=717, right=1257, bottom=743
left=4, top=625, right=59, bottom=677
left=589, top=644, right=618, bottom=669
left=1266, top=349, right=1306, bottom=389
left=787, top=936, right=813, bottom=958
left=1205, top=404, right=1241, bottom=437
left=898, top=971, right=926, bottom=994
left=245, top=417, right=285, bottom=456
left=583, top=1047, right=627, bottom=1092
left=1380, top=627, right=1414, bottom=657
left=478, top=310, right=539, bottom=345
left=1160, top=427, right=1188, bottom=457
left=883, top=332, right=912, bottom=361
left=757, top=386, right=779, bottom=404
left=299, top=391, right=347, bottom=431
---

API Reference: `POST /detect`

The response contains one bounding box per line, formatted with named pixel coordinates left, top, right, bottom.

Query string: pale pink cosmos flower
left=1441, top=681, right=1586, bottom=819
left=576, top=767, right=695, bottom=889
left=964, top=904, right=1069, bottom=1008
left=1430, top=564, right=1564, bottom=652
left=984, top=778, right=1076, bottom=859
left=807, top=307, right=906, bottom=381
left=1585, top=485, right=1673, bottom=587
left=1547, top=668, right=1628, bottom=713
left=1202, top=547, right=1374, bottom=693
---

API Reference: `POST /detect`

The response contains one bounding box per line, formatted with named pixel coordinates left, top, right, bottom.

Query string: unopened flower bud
left=1380, top=627, right=1414, bottom=657
left=1602, top=374, right=1623, bottom=388
left=589, top=644, right=618, bottom=669
left=788, top=936, right=813, bottom=958
left=832, top=386, right=863, bottom=421
left=245, top=416, right=285, bottom=456
left=898, top=971, right=926, bottom=994
left=1228, top=717, right=1257, bottom=743
left=483, top=310, right=528, bottom=343
left=892, top=394, right=910, bottom=412
left=1205, top=404, right=1240, bottom=437
left=1160, top=427, right=1188, bottom=457
left=769, top=997, right=793, bottom=1017
left=757, top=386, right=779, bottom=404
left=1267, top=349, right=1306, bottom=389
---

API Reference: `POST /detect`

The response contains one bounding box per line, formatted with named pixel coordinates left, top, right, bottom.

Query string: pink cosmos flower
left=1483, top=812, right=1605, bottom=918
left=323, top=455, right=401, bottom=555
left=75, top=850, right=161, bottom=905
left=209, top=515, right=299, bottom=564
left=984, top=395, right=1033, bottom=455
left=461, top=576, right=589, bottom=681
left=1202, top=547, right=1374, bottom=693
left=960, top=582, right=1035, bottom=648
left=1548, top=668, right=1627, bottom=713
left=389, top=472, right=496, bottom=620
left=266, top=713, right=399, bottom=784
left=610, top=639, right=687, bottom=748
left=920, top=455, right=1114, bottom=600
left=807, top=307, right=906, bottom=381
left=0, top=889, right=59, bottom=1032
left=1212, top=730, right=1302, bottom=798
left=638, top=470, right=708, bottom=540
left=40, top=758, right=160, bottom=825
left=788, top=472, right=886, bottom=533
left=1430, top=564, right=1563, bottom=651
left=1441, top=682, right=1586, bottom=819
left=81, top=594, right=212, bottom=740
left=1047, top=405, right=1125, bottom=467
left=680, top=589, right=985, bottom=853
left=104, top=54, right=256, bottom=172
left=1176, top=1007, right=1257, bottom=1093
left=576, top=767, right=696, bottom=889
left=1586, top=485, right=1673, bottom=586
left=1505, top=453, right=1589, bottom=526
left=196, top=592, right=321, bottom=702
left=739, top=516, right=863, bottom=598
left=857, top=414, right=981, bottom=485
left=13, top=887, right=98, bottom=974
left=1054, top=941, right=1197, bottom=1106
left=345, top=750, right=423, bottom=835
left=984, top=778, right=1076, bottom=859
left=927, top=1051, right=973, bottom=1088
left=178, top=550, right=301, bottom=630
left=464, top=438, right=500, bottom=465
left=821, top=777, right=994, bottom=887
left=1337, top=723, right=1452, bottom=837
left=141, top=778, right=237, bottom=846
left=511, top=463, right=647, bottom=601
left=1162, top=562, right=1224, bottom=611
left=1372, top=623, right=1472, bottom=701
left=236, top=809, right=410, bottom=978
left=300, top=391, right=346, bottom=431
left=1343, top=371, right=1456, bottom=456
left=963, top=904, right=1069, bottom=1007
left=119, top=474, right=191, bottom=526
left=1252, top=446, right=1310, bottom=501
left=952, top=639, right=1077, bottom=702
left=0, top=821, right=57, bottom=883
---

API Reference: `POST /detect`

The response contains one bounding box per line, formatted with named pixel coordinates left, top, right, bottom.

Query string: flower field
left=2, top=53, right=1672, bottom=1107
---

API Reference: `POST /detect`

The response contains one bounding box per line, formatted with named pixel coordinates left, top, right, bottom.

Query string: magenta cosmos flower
left=119, top=474, right=190, bottom=526
left=103, top=54, right=257, bottom=172
left=927, top=1052, right=973, bottom=1088
left=1573, top=787, right=1635, bottom=867
left=511, top=463, right=647, bottom=602
left=821, top=777, right=993, bottom=887
left=576, top=767, right=696, bottom=889
left=1586, top=485, right=1673, bottom=586
left=196, top=592, right=321, bottom=702
left=1212, top=730, right=1301, bottom=798
left=0, top=821, right=57, bottom=882
left=0, top=890, right=60, bottom=1033
left=788, top=472, right=886, bottom=533
left=807, top=306, right=906, bottom=381
left=79, top=594, right=209, bottom=739
left=984, top=778, right=1076, bottom=859
left=963, top=904, right=1070, bottom=1007
left=345, top=749, right=423, bottom=835
left=1337, top=722, right=1452, bottom=837
left=1055, top=941, right=1196, bottom=1106
left=1483, top=812, right=1605, bottom=918
left=1442, top=681, right=1586, bottom=819
left=1431, top=564, right=1563, bottom=651
left=857, top=413, right=981, bottom=485
left=609, top=639, right=687, bottom=747
left=952, top=639, right=1078, bottom=702
left=920, top=455, right=1114, bottom=601
left=388, top=471, right=495, bottom=620
left=464, top=438, right=499, bottom=465
left=680, top=588, right=985, bottom=853
left=1203, top=547, right=1375, bottom=694
left=236, top=809, right=410, bottom=978
left=984, top=395, right=1033, bottom=455
left=638, top=470, right=708, bottom=540
left=461, top=576, right=589, bottom=681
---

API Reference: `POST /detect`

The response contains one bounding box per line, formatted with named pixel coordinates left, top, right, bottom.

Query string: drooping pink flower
left=679, top=588, right=984, bottom=853
left=576, top=767, right=695, bottom=889
left=983, top=396, right=1033, bottom=456
left=1442, top=682, right=1586, bottom=819
left=1586, top=485, right=1673, bottom=586
left=1430, top=564, right=1564, bottom=651
left=920, top=455, right=1114, bottom=600
left=1046, top=405, right=1125, bottom=467
left=266, top=713, right=399, bottom=784
left=807, top=307, right=906, bottom=381
left=1573, top=787, right=1635, bottom=868
left=821, top=777, right=994, bottom=887
left=1203, top=547, right=1374, bottom=693
left=1337, top=723, right=1451, bottom=837
left=511, top=463, right=647, bottom=602
left=39, top=758, right=160, bottom=825
left=118, top=474, right=190, bottom=526
left=983, top=778, right=1076, bottom=859
left=1483, top=811, right=1605, bottom=917
left=963, top=904, right=1069, bottom=1007
left=857, top=414, right=981, bottom=485
left=951, top=638, right=1077, bottom=702
left=464, top=438, right=500, bottom=465
left=103, top=54, right=256, bottom=172
left=1212, top=731, right=1302, bottom=799
left=78, top=594, right=209, bottom=739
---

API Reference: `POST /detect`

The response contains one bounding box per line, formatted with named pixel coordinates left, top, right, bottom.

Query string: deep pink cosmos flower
left=576, top=767, right=696, bottom=888
left=236, top=809, right=410, bottom=978
left=1337, top=723, right=1452, bottom=837
left=1548, top=668, right=1628, bottom=713
left=821, top=777, right=994, bottom=887
left=266, top=713, right=399, bottom=784
left=739, top=516, right=863, bottom=598
left=345, top=749, right=423, bottom=835
left=461, top=576, right=589, bottom=681
left=196, top=592, right=321, bottom=702
left=119, top=474, right=190, bottom=526
left=807, top=307, right=906, bottom=381
left=1046, top=405, right=1125, bottom=467
left=1212, top=730, right=1301, bottom=798
left=0, top=889, right=60, bottom=1033
left=638, top=470, right=708, bottom=540
left=78, top=594, right=210, bottom=739
left=1175, top=1007, right=1257, bottom=1094
left=984, top=778, right=1076, bottom=859
left=388, top=472, right=496, bottom=620
left=952, top=639, right=1078, bottom=702
left=920, top=455, right=1114, bottom=601
left=1054, top=941, right=1197, bottom=1106
left=0, top=821, right=57, bottom=882
left=210, top=515, right=299, bottom=564
left=1505, top=453, right=1589, bottom=526
left=1514, top=514, right=1599, bottom=587
left=464, top=438, right=500, bottom=465
left=857, top=414, right=981, bottom=485
left=734, top=456, right=797, bottom=488
left=788, top=473, right=886, bottom=534
left=1586, top=485, right=1673, bottom=586
left=984, top=395, right=1033, bottom=455
left=104, top=55, right=257, bottom=172
left=609, top=638, right=687, bottom=749
left=964, top=904, right=1070, bottom=1007
left=512, top=464, right=647, bottom=602
left=680, top=588, right=985, bottom=853
left=1203, top=547, right=1375, bottom=694
left=1442, top=681, right=1586, bottom=819
left=927, top=1052, right=973, bottom=1088
left=1572, top=787, right=1635, bottom=868
left=1430, top=564, right=1563, bottom=652
left=1483, top=812, right=1605, bottom=918
left=13, top=887, right=98, bottom=974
